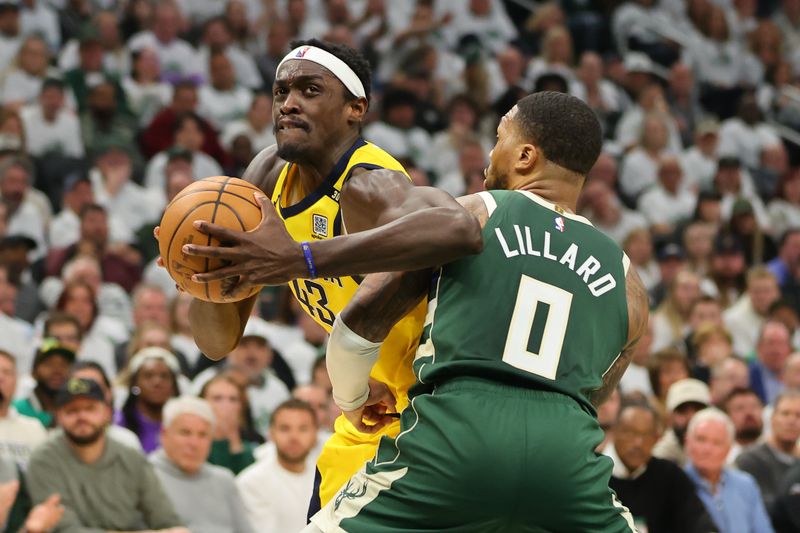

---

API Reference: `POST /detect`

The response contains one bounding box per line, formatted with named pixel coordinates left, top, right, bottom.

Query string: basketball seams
left=171, top=187, right=261, bottom=209
left=159, top=176, right=263, bottom=303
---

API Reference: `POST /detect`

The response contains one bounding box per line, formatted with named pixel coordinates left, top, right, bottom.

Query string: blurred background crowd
left=0, top=0, right=797, bottom=531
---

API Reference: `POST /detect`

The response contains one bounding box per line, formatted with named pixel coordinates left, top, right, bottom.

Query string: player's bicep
left=341, top=169, right=471, bottom=232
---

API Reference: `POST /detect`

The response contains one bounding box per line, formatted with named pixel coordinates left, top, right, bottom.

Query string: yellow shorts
left=317, top=414, right=402, bottom=506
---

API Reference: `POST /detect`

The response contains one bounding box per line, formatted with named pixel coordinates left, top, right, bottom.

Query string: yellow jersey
left=271, top=138, right=426, bottom=505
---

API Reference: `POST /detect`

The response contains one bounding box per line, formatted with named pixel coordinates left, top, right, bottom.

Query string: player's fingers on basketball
left=182, top=242, right=242, bottom=259
left=192, top=220, right=241, bottom=241
left=156, top=256, right=164, bottom=267
left=192, top=264, right=243, bottom=283
left=153, top=226, right=160, bottom=240
left=254, top=193, right=275, bottom=219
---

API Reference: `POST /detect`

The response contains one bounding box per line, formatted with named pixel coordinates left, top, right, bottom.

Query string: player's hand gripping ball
left=158, top=176, right=263, bottom=302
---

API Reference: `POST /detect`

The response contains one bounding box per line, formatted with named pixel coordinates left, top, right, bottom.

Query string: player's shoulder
left=241, top=145, right=286, bottom=197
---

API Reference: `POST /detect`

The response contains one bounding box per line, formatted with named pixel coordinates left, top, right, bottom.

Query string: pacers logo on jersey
left=312, top=214, right=329, bottom=238
left=554, top=216, right=565, bottom=233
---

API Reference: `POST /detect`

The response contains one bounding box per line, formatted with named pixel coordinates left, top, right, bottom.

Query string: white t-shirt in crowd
left=0, top=409, right=47, bottom=468
left=20, top=104, right=84, bottom=158
left=198, top=84, right=253, bottom=131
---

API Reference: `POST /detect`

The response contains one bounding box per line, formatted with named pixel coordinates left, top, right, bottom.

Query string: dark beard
left=736, top=426, right=762, bottom=444
left=276, top=142, right=310, bottom=163
left=64, top=425, right=105, bottom=446
left=674, top=425, right=688, bottom=446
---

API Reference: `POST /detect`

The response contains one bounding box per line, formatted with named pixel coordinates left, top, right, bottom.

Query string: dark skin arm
left=588, top=265, right=649, bottom=407
left=184, top=167, right=484, bottom=292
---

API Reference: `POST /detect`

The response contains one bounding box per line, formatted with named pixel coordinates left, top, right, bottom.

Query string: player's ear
left=515, top=143, right=538, bottom=173
left=347, top=97, right=368, bottom=124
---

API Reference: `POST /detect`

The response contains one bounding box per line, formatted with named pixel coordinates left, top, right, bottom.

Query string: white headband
left=129, top=347, right=180, bottom=376
left=277, top=45, right=366, bottom=99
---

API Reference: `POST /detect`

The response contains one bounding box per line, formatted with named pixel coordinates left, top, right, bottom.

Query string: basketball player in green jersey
left=305, top=92, right=650, bottom=532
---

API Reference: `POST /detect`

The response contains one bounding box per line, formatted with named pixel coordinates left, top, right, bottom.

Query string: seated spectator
left=69, top=360, right=141, bottom=451
left=690, top=323, right=734, bottom=383
left=144, top=114, right=224, bottom=194
left=116, top=347, right=181, bottom=453
left=667, top=63, right=702, bottom=148
left=26, top=377, right=187, bottom=532
left=114, top=284, right=171, bottom=371
left=221, top=92, right=275, bottom=155
left=771, top=460, right=800, bottom=532
left=363, top=88, right=431, bottom=170
left=619, top=319, right=654, bottom=397
left=724, top=267, right=781, bottom=357
left=151, top=396, right=254, bottom=533
left=47, top=174, right=131, bottom=251
left=58, top=11, right=128, bottom=77
left=197, top=51, right=252, bottom=131
left=648, top=348, right=691, bottom=415
left=718, top=93, right=781, bottom=171
left=436, top=139, right=486, bottom=198
left=616, top=83, right=682, bottom=156
left=46, top=205, right=142, bottom=293
left=683, top=221, right=716, bottom=278
left=0, top=233, right=41, bottom=323
left=766, top=229, right=800, bottom=287
left=141, top=81, right=226, bottom=163
left=12, top=340, right=74, bottom=428
left=684, top=408, right=774, bottom=533
left=621, top=229, right=659, bottom=293
left=637, top=156, right=696, bottom=234
left=293, top=383, right=336, bottom=438
left=0, top=350, right=45, bottom=468
left=0, top=264, right=29, bottom=366
left=619, top=112, right=674, bottom=202
left=713, top=157, right=770, bottom=231
left=681, top=119, right=720, bottom=192
left=122, top=47, right=173, bottom=129
left=0, top=157, right=46, bottom=253
left=767, top=170, right=800, bottom=241
left=79, top=80, right=139, bottom=163
left=722, top=387, right=764, bottom=463
left=194, top=325, right=290, bottom=436
left=735, top=390, right=800, bottom=514
left=606, top=403, right=716, bottom=533
left=570, top=52, right=625, bottom=132
left=20, top=78, right=83, bottom=159
left=0, top=35, right=56, bottom=108
left=729, top=199, right=778, bottom=266
left=580, top=180, right=648, bottom=247
left=596, top=388, right=621, bottom=453
left=707, top=234, right=748, bottom=311
left=128, top=2, right=202, bottom=82
left=197, top=16, right=261, bottom=90
left=750, top=320, right=792, bottom=404
left=427, top=94, right=488, bottom=184
left=200, top=373, right=260, bottom=475
left=90, top=136, right=160, bottom=236
left=651, top=269, right=701, bottom=353
left=710, top=356, right=752, bottom=407
left=235, top=399, right=318, bottom=533
left=653, top=378, right=711, bottom=466
left=42, top=311, right=116, bottom=381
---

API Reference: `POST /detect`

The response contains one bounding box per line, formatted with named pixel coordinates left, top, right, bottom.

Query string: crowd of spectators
left=0, top=0, right=796, bottom=531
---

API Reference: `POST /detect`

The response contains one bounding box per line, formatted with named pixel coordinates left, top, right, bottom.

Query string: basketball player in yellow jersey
left=178, top=39, right=482, bottom=516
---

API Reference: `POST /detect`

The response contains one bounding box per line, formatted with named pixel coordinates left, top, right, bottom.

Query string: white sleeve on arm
left=327, top=316, right=383, bottom=411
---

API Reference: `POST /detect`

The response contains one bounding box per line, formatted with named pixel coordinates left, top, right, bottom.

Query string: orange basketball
left=158, top=176, right=263, bottom=303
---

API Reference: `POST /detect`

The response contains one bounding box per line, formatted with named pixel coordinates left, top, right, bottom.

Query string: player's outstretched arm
left=588, top=264, right=649, bottom=407
left=184, top=169, right=484, bottom=290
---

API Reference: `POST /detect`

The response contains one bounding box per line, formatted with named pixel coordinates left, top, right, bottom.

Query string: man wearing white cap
left=177, top=37, right=482, bottom=515
left=653, top=378, right=712, bottom=466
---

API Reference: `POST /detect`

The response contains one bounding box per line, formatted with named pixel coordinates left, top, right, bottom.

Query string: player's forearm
left=341, top=270, right=431, bottom=342
left=308, top=207, right=482, bottom=279
left=188, top=296, right=256, bottom=360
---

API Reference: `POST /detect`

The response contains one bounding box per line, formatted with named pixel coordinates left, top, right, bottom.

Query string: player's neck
left=295, top=133, right=361, bottom=187
left=515, top=177, right=582, bottom=214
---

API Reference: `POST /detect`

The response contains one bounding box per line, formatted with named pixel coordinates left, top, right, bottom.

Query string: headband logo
left=296, top=47, right=310, bottom=58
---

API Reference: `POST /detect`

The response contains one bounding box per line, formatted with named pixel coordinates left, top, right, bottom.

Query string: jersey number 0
left=502, top=275, right=572, bottom=380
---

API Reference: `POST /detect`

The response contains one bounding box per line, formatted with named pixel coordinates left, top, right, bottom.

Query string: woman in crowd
left=200, top=372, right=262, bottom=475
left=115, top=347, right=180, bottom=453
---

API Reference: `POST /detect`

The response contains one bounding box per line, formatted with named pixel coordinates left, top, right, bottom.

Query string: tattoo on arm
left=341, top=269, right=432, bottom=343
left=589, top=265, right=650, bottom=408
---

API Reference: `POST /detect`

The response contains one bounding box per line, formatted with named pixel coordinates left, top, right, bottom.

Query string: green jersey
left=414, top=190, right=630, bottom=413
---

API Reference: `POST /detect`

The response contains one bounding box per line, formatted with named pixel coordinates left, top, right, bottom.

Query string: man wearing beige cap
left=653, top=378, right=712, bottom=466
